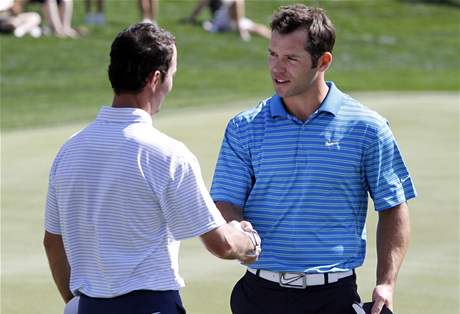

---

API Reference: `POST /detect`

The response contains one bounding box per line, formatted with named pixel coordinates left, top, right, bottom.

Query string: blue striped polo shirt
left=211, top=82, right=416, bottom=273
left=45, top=107, right=225, bottom=297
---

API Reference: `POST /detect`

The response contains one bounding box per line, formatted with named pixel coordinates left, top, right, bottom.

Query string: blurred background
left=1, top=0, right=459, bottom=313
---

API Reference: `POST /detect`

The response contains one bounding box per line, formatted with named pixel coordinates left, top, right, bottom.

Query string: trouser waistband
left=247, top=267, right=355, bottom=289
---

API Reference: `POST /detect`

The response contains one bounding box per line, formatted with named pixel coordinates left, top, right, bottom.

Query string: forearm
left=376, top=203, right=411, bottom=286
left=371, top=203, right=410, bottom=312
left=43, top=231, right=73, bottom=303
left=215, top=201, right=244, bottom=222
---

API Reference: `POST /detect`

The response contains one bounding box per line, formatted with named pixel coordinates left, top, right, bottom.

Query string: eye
left=287, top=57, right=298, bottom=62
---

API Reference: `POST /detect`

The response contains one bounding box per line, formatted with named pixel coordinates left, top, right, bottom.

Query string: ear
left=318, top=52, right=333, bottom=72
left=148, top=70, right=162, bottom=90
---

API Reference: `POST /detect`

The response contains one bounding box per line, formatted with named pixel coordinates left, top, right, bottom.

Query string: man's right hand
left=228, top=220, right=261, bottom=264
left=200, top=219, right=261, bottom=263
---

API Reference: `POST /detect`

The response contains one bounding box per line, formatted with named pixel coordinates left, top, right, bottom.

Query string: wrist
left=376, top=274, right=397, bottom=287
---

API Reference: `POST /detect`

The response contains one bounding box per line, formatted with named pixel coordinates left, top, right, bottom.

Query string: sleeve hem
left=174, top=219, right=226, bottom=241
left=374, top=192, right=417, bottom=212
left=44, top=226, right=62, bottom=235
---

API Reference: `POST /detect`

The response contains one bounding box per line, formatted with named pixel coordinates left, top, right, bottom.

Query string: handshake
left=227, top=220, right=262, bottom=265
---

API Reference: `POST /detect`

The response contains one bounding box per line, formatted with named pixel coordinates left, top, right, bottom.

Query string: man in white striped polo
left=211, top=4, right=416, bottom=314
left=43, top=23, right=260, bottom=314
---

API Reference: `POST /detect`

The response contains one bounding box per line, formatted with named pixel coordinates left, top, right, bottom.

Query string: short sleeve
left=44, top=159, right=62, bottom=234
left=158, top=152, right=225, bottom=240
left=364, top=121, right=417, bottom=211
left=210, top=119, right=254, bottom=208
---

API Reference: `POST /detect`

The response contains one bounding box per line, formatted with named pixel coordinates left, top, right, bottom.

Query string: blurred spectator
left=186, top=0, right=270, bottom=41
left=139, top=0, right=157, bottom=24
left=30, top=0, right=78, bottom=37
left=0, top=0, right=41, bottom=37
left=85, top=0, right=104, bottom=26
left=183, top=0, right=222, bottom=25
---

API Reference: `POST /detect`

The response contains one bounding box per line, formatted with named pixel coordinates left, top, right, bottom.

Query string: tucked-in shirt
left=211, top=82, right=416, bottom=273
left=45, top=107, right=225, bottom=297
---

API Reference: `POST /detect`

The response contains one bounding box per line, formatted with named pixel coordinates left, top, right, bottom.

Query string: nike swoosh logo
left=325, top=141, right=340, bottom=147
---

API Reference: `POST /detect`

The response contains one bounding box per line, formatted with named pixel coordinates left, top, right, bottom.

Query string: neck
left=112, top=92, right=156, bottom=115
left=283, top=80, right=329, bottom=122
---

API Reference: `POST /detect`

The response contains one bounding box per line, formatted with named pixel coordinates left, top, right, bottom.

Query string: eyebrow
left=268, top=48, right=302, bottom=58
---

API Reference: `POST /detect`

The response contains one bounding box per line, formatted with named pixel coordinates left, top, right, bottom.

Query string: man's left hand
left=371, top=284, right=394, bottom=314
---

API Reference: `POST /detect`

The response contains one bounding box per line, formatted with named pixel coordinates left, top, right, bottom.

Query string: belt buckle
left=279, top=272, right=307, bottom=289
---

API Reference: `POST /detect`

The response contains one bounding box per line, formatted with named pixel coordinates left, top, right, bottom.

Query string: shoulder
left=137, top=126, right=195, bottom=164
left=123, top=126, right=199, bottom=185
left=229, top=96, right=272, bottom=129
left=52, top=128, right=84, bottom=162
left=339, top=93, right=389, bottom=132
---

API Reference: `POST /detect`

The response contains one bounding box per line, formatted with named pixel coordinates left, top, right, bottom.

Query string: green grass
left=1, top=0, right=459, bottom=129
left=2, top=92, right=459, bottom=313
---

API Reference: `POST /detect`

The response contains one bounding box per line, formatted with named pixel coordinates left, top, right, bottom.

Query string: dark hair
left=108, top=23, right=176, bottom=95
left=271, top=4, right=335, bottom=67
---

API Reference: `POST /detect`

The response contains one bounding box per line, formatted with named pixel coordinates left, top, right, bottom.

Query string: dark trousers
left=78, top=290, right=186, bottom=314
left=230, top=271, right=361, bottom=314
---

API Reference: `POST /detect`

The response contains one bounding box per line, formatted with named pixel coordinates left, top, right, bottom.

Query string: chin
left=273, top=86, right=284, bottom=97
left=274, top=89, right=287, bottom=98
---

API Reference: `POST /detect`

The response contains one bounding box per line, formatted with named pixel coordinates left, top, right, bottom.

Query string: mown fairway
left=2, top=92, right=459, bottom=313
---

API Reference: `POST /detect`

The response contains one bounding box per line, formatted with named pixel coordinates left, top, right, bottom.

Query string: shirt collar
left=269, top=81, right=343, bottom=118
left=96, top=106, right=152, bottom=124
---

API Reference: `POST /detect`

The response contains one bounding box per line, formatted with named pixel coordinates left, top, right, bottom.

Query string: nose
left=270, top=58, right=285, bottom=75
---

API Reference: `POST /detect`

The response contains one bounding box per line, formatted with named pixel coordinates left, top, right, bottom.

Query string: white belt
left=248, top=267, right=354, bottom=289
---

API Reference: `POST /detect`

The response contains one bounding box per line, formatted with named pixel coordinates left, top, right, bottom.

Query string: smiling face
left=268, top=29, right=323, bottom=103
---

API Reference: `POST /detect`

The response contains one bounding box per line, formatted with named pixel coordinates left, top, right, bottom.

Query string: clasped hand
left=229, top=220, right=262, bottom=264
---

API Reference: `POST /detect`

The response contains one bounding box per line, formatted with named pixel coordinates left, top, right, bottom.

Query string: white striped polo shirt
left=211, top=81, right=417, bottom=273
left=45, top=106, right=225, bottom=297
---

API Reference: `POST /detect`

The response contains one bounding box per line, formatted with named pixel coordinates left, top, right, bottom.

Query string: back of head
left=108, top=23, right=176, bottom=95
left=271, top=4, right=335, bottom=67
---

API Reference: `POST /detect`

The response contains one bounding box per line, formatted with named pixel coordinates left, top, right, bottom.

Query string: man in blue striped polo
left=43, top=23, right=260, bottom=314
left=211, top=4, right=416, bottom=314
